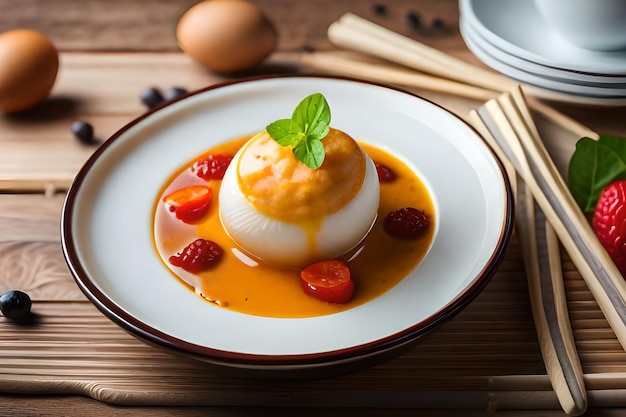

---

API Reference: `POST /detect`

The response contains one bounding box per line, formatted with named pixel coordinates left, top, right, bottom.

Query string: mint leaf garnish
left=266, top=93, right=331, bottom=169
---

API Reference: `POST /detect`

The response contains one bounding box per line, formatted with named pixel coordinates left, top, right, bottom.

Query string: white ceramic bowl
left=61, top=76, right=513, bottom=378
left=460, top=0, right=626, bottom=75
left=460, top=21, right=626, bottom=99
left=534, top=0, right=626, bottom=51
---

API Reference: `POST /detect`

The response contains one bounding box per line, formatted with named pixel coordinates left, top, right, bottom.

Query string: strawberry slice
left=192, top=154, right=233, bottom=180
left=163, top=185, right=212, bottom=224
left=593, top=180, right=626, bottom=276
left=300, top=260, right=354, bottom=303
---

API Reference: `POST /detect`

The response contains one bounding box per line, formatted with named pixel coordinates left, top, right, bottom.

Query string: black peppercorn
left=140, top=87, right=165, bottom=108
left=71, top=120, right=97, bottom=145
left=405, top=11, right=422, bottom=29
left=0, top=290, right=32, bottom=319
left=164, top=86, right=188, bottom=102
left=372, top=3, right=387, bottom=16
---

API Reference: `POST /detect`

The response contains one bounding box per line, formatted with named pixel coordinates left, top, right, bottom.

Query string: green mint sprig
left=266, top=93, right=331, bottom=169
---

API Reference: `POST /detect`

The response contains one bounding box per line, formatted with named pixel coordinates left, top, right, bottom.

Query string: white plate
left=461, top=22, right=626, bottom=97
left=460, top=0, right=626, bottom=75
left=61, top=76, right=513, bottom=375
left=461, top=22, right=626, bottom=106
left=461, top=20, right=626, bottom=87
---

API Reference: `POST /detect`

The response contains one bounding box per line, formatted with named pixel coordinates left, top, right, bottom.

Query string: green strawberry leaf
left=568, top=135, right=626, bottom=212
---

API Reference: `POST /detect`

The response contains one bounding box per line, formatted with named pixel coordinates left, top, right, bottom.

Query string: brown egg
left=0, top=29, right=59, bottom=113
left=176, top=0, right=278, bottom=74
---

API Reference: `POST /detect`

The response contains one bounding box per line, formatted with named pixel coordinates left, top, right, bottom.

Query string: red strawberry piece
left=169, top=239, right=223, bottom=274
left=375, top=162, right=397, bottom=182
left=163, top=185, right=212, bottom=224
left=593, top=180, right=626, bottom=275
left=300, top=260, right=354, bottom=304
left=384, top=207, right=429, bottom=238
left=192, top=154, right=233, bottom=180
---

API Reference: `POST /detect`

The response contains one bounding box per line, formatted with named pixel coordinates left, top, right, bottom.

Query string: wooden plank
left=0, top=52, right=260, bottom=190
left=0, top=0, right=465, bottom=53
left=0, top=51, right=482, bottom=191
left=0, top=48, right=586, bottom=192
left=0, top=192, right=623, bottom=407
left=0, top=194, right=85, bottom=301
left=0, top=397, right=606, bottom=417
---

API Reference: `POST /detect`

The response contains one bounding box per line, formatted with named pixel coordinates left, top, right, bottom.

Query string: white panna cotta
left=219, top=128, right=380, bottom=268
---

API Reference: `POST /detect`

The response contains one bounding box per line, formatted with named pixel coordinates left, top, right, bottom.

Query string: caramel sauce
left=153, top=135, right=436, bottom=318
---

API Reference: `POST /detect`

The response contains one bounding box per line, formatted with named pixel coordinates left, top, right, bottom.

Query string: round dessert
left=219, top=127, right=380, bottom=268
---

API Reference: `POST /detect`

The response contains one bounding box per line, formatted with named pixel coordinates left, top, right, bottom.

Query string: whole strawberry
left=593, top=180, right=626, bottom=275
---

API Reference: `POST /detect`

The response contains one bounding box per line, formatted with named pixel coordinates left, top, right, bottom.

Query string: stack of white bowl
left=459, top=0, right=626, bottom=106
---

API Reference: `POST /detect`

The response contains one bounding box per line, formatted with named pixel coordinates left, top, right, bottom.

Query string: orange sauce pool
left=152, top=135, right=436, bottom=318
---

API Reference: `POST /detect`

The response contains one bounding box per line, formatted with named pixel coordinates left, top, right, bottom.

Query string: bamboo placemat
left=1, top=53, right=626, bottom=410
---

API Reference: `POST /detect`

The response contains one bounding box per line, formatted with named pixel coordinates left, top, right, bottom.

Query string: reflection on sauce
left=153, top=135, right=436, bottom=318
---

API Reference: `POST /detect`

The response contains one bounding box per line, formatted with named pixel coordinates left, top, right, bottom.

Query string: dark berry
left=372, top=3, right=387, bottom=15
left=71, top=120, right=97, bottom=145
left=432, top=18, right=445, bottom=30
left=0, top=290, right=32, bottom=319
left=140, top=87, right=165, bottom=108
left=169, top=239, right=223, bottom=274
left=405, top=11, right=422, bottom=28
left=164, top=86, right=188, bottom=102
left=375, top=162, right=397, bottom=182
left=192, top=154, right=233, bottom=180
left=384, top=207, right=429, bottom=238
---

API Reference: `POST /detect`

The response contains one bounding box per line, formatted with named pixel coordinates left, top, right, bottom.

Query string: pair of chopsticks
left=471, top=87, right=626, bottom=416
left=469, top=90, right=588, bottom=416
left=301, top=12, right=597, bottom=140
left=471, top=88, right=626, bottom=352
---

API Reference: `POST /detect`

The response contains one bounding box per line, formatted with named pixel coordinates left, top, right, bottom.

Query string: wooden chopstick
left=469, top=109, right=587, bottom=416
left=323, top=13, right=598, bottom=140
left=300, top=52, right=497, bottom=102
left=474, top=86, right=626, bottom=356
left=328, top=13, right=516, bottom=92
left=521, top=189, right=587, bottom=416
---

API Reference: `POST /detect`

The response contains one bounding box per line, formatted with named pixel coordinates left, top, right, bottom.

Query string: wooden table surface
left=2, top=1, right=626, bottom=416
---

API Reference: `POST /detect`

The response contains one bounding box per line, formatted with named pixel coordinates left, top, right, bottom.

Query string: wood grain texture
left=0, top=51, right=483, bottom=192
left=3, top=0, right=626, bottom=415
left=0, top=195, right=84, bottom=300
left=4, top=397, right=621, bottom=417
left=0, top=0, right=463, bottom=53
left=0, top=191, right=626, bottom=409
